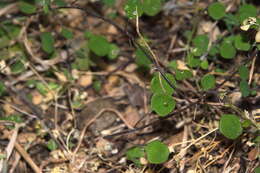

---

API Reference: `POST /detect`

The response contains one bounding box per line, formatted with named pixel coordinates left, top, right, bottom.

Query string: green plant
left=219, top=114, right=243, bottom=140
left=127, top=140, right=169, bottom=165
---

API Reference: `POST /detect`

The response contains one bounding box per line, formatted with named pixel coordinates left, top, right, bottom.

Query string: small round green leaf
left=88, top=35, right=110, bottom=56
left=108, top=44, right=120, bottom=60
left=124, top=0, right=143, bottom=19
left=238, top=65, right=249, bottom=80
left=47, top=139, right=58, bottom=151
left=40, top=32, right=55, bottom=54
left=151, top=73, right=176, bottom=95
left=238, top=4, right=257, bottom=22
left=187, top=54, right=201, bottom=68
left=200, top=74, right=215, bottom=90
left=219, top=114, right=242, bottom=140
left=200, top=60, right=209, bottom=70
left=151, top=93, right=176, bottom=117
left=126, top=146, right=145, bottom=166
left=208, top=2, right=226, bottom=20
left=254, top=167, right=260, bottom=173
left=220, top=41, right=236, bottom=59
left=192, top=35, right=209, bottom=56
left=234, top=34, right=250, bottom=51
left=19, top=1, right=36, bottom=14
left=145, top=140, right=169, bottom=164
left=143, top=0, right=162, bottom=16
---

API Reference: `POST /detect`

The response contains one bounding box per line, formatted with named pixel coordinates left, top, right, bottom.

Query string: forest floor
left=0, top=0, right=259, bottom=173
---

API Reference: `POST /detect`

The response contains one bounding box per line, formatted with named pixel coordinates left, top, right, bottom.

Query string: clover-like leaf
left=135, top=48, right=152, bottom=68
left=151, top=93, right=176, bottom=117
left=220, top=41, right=236, bottom=59
left=124, top=0, right=143, bottom=19
left=238, top=4, right=257, bottom=22
left=61, top=28, right=73, bottom=39
left=151, top=73, right=176, bottom=95
left=219, top=114, right=242, bottom=140
left=192, top=35, right=209, bottom=56
left=200, top=74, right=215, bottom=90
left=108, top=44, right=120, bottom=60
left=88, top=35, right=110, bottom=56
left=143, top=0, right=162, bottom=16
left=208, top=2, right=226, bottom=20
left=126, top=146, right=145, bottom=166
left=145, top=140, right=169, bottom=164
left=234, top=34, right=251, bottom=51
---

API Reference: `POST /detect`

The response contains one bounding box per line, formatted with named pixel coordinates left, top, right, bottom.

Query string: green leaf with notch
left=192, top=35, right=209, bottom=56
left=124, top=0, right=143, bottom=19
left=145, top=140, right=169, bottom=164
left=151, top=93, right=175, bottom=117
left=219, top=114, right=242, bottom=140
left=208, top=2, right=226, bottom=20
left=234, top=34, right=250, bottom=51
left=238, top=4, right=257, bottom=22
left=200, top=74, right=215, bottom=90
left=220, top=41, right=236, bottom=59
left=151, top=73, right=176, bottom=95
left=126, top=146, right=145, bottom=166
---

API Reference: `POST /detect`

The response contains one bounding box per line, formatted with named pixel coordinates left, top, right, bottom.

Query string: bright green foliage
left=208, top=2, right=226, bottom=20
left=47, top=139, right=58, bottom=151
left=238, top=65, right=249, bottom=80
left=151, top=73, right=176, bottom=95
left=143, top=0, right=162, bottom=16
left=11, top=60, right=26, bottom=74
left=19, top=1, right=36, bottom=14
left=108, top=44, right=120, bottom=59
left=219, top=114, right=242, bottom=140
left=126, top=146, right=145, bottom=166
left=239, top=80, right=250, bottom=97
left=61, top=28, right=73, bottom=39
left=234, top=34, right=250, bottom=51
left=36, top=82, right=60, bottom=95
left=219, top=41, right=236, bottom=59
left=0, top=114, right=23, bottom=123
left=135, top=48, right=152, bottom=68
left=144, top=140, right=170, bottom=164
left=200, top=74, right=215, bottom=90
left=187, top=54, right=201, bottom=68
left=192, top=35, right=209, bottom=56
left=255, top=167, right=260, bottom=173
left=88, top=35, right=110, bottom=56
left=151, top=93, right=175, bottom=116
left=102, top=0, right=116, bottom=7
left=40, top=32, right=55, bottom=54
left=0, top=82, right=5, bottom=96
left=241, top=119, right=252, bottom=128
left=200, top=60, right=209, bottom=70
left=124, top=0, right=143, bottom=19
left=175, top=70, right=193, bottom=81
left=238, top=4, right=257, bottom=22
